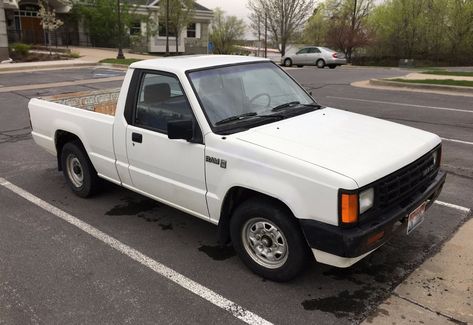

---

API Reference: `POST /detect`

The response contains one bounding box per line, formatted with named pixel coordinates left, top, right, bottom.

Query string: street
left=0, top=65, right=471, bottom=324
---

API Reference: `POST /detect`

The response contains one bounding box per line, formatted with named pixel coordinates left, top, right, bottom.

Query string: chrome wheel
left=284, top=59, right=292, bottom=67
left=242, top=217, right=288, bottom=269
left=66, top=154, right=84, bottom=188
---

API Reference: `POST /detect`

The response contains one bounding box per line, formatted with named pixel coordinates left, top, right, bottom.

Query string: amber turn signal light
left=341, top=193, right=358, bottom=224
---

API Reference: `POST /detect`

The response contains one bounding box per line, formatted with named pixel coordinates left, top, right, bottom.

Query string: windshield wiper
left=271, top=101, right=322, bottom=112
left=215, top=112, right=286, bottom=126
left=215, top=112, right=258, bottom=125
left=271, top=101, right=300, bottom=112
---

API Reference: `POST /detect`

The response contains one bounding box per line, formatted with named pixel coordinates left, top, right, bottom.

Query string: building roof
left=148, top=0, right=212, bottom=11
left=193, top=2, right=211, bottom=11
left=130, top=55, right=269, bottom=73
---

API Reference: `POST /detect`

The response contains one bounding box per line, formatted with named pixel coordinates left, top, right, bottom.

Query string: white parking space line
left=434, top=200, right=471, bottom=214
left=440, top=137, right=473, bottom=146
left=0, top=178, right=272, bottom=325
left=326, top=96, right=473, bottom=114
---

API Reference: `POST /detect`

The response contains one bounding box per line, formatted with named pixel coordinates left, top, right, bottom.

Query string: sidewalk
left=352, top=71, right=473, bottom=97
left=363, top=216, right=473, bottom=324
left=0, top=47, right=158, bottom=73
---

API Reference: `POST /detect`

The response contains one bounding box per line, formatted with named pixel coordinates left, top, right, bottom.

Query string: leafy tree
left=303, top=5, right=329, bottom=46
left=72, top=0, right=141, bottom=48
left=158, top=0, right=195, bottom=54
left=38, top=0, right=64, bottom=54
left=209, top=8, right=246, bottom=54
left=446, top=0, right=473, bottom=60
left=248, top=0, right=315, bottom=56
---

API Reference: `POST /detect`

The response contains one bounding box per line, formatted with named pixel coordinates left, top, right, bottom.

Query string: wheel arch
left=54, top=130, right=85, bottom=171
left=217, top=186, right=298, bottom=245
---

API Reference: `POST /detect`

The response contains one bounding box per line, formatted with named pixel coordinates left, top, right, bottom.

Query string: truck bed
left=42, top=88, right=120, bottom=116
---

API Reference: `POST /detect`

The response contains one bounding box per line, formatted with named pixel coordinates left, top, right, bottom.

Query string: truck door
left=125, top=70, right=209, bottom=219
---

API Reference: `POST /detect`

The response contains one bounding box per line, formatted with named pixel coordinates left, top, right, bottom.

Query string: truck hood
left=236, top=108, right=440, bottom=187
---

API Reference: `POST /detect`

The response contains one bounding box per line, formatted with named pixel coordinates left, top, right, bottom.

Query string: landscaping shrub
left=9, top=43, right=31, bottom=58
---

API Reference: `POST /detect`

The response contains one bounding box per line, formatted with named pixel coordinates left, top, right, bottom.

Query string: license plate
left=407, top=202, right=427, bottom=234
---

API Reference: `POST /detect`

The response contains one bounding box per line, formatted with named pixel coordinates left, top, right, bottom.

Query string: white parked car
left=28, top=55, right=445, bottom=281
left=281, top=46, right=347, bottom=68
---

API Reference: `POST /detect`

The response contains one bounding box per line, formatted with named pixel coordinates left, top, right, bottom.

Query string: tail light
left=332, top=53, right=338, bottom=58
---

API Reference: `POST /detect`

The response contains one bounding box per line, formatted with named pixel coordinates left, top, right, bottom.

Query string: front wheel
left=283, top=58, right=292, bottom=67
left=316, top=59, right=325, bottom=69
left=230, top=198, right=310, bottom=281
left=61, top=141, right=100, bottom=198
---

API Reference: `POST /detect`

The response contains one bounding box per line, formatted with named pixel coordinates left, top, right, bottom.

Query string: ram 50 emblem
left=206, top=156, right=227, bottom=169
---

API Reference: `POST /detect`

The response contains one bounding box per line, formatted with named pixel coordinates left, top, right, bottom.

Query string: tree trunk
left=175, top=35, right=179, bottom=54
left=165, top=0, right=169, bottom=55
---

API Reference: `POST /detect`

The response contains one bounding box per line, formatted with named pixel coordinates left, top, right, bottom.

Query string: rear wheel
left=297, top=65, right=303, bottom=68
left=230, top=198, right=310, bottom=281
left=328, top=64, right=337, bottom=69
left=61, top=141, right=100, bottom=198
left=316, top=59, right=325, bottom=69
left=283, top=58, right=293, bottom=67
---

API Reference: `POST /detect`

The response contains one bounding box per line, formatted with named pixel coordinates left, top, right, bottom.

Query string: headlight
left=359, top=188, right=374, bottom=214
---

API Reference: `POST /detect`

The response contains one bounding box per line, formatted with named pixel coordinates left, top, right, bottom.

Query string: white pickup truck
left=29, top=55, right=446, bottom=281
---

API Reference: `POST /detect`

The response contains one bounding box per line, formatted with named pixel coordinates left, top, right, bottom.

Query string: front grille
left=375, top=147, right=440, bottom=211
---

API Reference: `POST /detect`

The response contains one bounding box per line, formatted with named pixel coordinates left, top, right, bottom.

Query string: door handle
left=132, top=132, right=142, bottom=143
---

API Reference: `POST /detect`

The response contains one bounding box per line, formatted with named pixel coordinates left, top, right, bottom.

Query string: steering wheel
left=249, top=93, right=271, bottom=108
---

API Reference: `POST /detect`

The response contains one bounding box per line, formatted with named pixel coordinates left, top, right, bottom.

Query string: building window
left=158, top=23, right=176, bottom=37
left=130, top=21, right=141, bottom=36
left=187, top=23, right=196, bottom=38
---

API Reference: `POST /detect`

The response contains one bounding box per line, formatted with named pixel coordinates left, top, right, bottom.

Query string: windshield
left=188, top=62, right=315, bottom=127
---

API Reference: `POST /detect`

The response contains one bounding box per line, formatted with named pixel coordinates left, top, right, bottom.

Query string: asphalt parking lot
left=0, top=65, right=471, bottom=324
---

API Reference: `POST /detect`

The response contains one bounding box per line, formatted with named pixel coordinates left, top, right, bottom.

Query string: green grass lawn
left=387, top=78, right=473, bottom=87
left=421, top=70, right=473, bottom=77
left=99, top=58, right=142, bottom=66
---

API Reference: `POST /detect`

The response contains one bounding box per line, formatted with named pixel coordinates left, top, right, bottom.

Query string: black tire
left=297, top=65, right=303, bottom=68
left=328, top=64, right=337, bottom=69
left=60, top=140, right=100, bottom=198
left=283, top=58, right=292, bottom=67
left=230, top=198, right=310, bottom=282
left=316, top=59, right=325, bottom=69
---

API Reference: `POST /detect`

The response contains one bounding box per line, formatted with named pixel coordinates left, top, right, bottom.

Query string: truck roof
left=130, top=55, right=270, bottom=72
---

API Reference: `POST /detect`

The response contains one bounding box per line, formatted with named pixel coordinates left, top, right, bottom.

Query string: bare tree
left=324, top=0, right=373, bottom=61
left=248, top=0, right=315, bottom=56
left=159, top=0, right=195, bottom=54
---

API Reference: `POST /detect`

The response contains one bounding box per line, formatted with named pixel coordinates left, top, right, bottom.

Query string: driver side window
left=134, top=72, right=193, bottom=133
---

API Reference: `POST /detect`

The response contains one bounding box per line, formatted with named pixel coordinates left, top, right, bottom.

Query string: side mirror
left=167, top=119, right=194, bottom=141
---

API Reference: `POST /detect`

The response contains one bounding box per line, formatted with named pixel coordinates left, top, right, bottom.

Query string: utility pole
left=264, top=12, right=267, bottom=58
left=257, top=15, right=260, bottom=57
left=165, top=0, right=169, bottom=55
left=116, top=0, right=125, bottom=59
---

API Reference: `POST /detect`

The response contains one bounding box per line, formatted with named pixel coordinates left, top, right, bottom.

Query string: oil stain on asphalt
left=106, top=198, right=161, bottom=216
left=301, top=285, right=374, bottom=318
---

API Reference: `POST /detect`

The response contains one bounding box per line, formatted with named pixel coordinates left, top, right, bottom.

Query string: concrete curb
left=98, top=63, right=131, bottom=70
left=370, top=79, right=473, bottom=94
left=0, top=61, right=96, bottom=73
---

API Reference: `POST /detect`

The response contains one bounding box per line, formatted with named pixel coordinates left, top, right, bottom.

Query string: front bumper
left=300, top=170, right=446, bottom=265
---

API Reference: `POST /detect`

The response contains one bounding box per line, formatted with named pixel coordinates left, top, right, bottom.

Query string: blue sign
left=207, top=41, right=214, bottom=54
